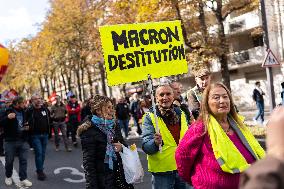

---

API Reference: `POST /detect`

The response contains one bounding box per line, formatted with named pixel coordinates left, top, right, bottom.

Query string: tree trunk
left=60, top=69, right=67, bottom=94
left=276, top=0, right=284, bottom=57
left=55, top=72, right=63, bottom=97
left=109, top=87, right=112, bottom=97
left=198, top=1, right=208, bottom=43
left=80, top=63, right=86, bottom=100
left=220, top=53, right=231, bottom=90
left=171, top=0, right=191, bottom=47
left=51, top=74, right=56, bottom=92
left=75, top=67, right=82, bottom=101
left=122, top=84, right=126, bottom=97
left=67, top=69, right=72, bottom=92
left=87, top=65, right=94, bottom=97
left=24, top=86, right=31, bottom=98
left=44, top=75, right=50, bottom=98
left=215, top=8, right=231, bottom=91
left=53, top=76, right=56, bottom=92
left=50, top=79, right=54, bottom=93
left=38, top=77, right=45, bottom=98
left=98, top=61, right=107, bottom=96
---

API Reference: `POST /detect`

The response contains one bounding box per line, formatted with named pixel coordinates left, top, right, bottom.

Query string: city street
left=0, top=0, right=283, bottom=188
left=0, top=137, right=151, bottom=189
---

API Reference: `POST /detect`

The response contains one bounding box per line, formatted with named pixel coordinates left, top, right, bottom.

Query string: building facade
left=179, top=2, right=284, bottom=110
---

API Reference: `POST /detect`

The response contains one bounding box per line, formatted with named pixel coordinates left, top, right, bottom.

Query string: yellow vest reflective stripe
left=208, top=115, right=265, bottom=174
left=147, top=111, right=188, bottom=173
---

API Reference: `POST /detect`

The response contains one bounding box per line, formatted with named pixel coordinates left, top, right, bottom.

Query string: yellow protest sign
left=0, top=44, right=9, bottom=66
left=0, top=44, right=9, bottom=81
left=99, top=20, right=188, bottom=86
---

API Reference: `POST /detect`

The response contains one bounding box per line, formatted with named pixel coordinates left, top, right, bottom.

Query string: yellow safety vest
left=208, top=115, right=265, bottom=174
left=146, top=111, right=188, bottom=173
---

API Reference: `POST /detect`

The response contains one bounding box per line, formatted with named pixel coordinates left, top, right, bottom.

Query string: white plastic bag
left=119, top=144, right=144, bottom=184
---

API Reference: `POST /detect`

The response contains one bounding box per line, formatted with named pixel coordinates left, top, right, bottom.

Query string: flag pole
left=147, top=74, right=162, bottom=152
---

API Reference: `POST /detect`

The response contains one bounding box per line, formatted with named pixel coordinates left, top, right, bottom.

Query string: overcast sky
left=0, top=0, right=50, bottom=45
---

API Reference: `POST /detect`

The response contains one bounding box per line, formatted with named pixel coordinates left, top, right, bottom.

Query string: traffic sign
left=262, top=49, right=280, bottom=67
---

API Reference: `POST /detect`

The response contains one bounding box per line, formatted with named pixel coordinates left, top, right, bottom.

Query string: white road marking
left=54, top=167, right=85, bottom=183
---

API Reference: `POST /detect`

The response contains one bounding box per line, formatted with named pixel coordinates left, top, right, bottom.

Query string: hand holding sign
left=154, top=133, right=162, bottom=146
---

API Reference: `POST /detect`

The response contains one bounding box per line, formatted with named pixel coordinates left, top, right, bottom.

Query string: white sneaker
left=5, top=177, right=13, bottom=186
left=262, top=120, right=268, bottom=127
left=21, top=179, right=32, bottom=187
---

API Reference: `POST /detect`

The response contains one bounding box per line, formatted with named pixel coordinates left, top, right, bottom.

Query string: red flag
left=48, top=92, right=57, bottom=104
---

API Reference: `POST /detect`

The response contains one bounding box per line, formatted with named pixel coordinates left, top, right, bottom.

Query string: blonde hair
left=199, top=82, right=244, bottom=133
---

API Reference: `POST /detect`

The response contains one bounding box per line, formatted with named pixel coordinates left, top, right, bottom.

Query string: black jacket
left=81, top=105, right=92, bottom=121
left=78, top=117, right=133, bottom=189
left=26, top=106, right=51, bottom=135
left=0, top=106, right=28, bottom=141
left=253, top=89, right=264, bottom=102
left=116, top=103, right=130, bottom=120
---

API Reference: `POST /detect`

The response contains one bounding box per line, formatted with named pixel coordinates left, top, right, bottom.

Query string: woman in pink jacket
left=175, top=82, right=264, bottom=189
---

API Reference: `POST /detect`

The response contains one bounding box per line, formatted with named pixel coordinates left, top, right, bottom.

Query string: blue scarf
left=91, top=115, right=117, bottom=170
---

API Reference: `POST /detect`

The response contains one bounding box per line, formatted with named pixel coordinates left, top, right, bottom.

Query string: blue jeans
left=31, top=134, right=48, bottom=172
left=5, top=141, right=29, bottom=181
left=255, top=101, right=264, bottom=123
left=118, top=119, right=129, bottom=137
left=152, top=171, right=187, bottom=189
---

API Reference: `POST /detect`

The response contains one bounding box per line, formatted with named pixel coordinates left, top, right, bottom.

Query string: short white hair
left=155, top=84, right=173, bottom=96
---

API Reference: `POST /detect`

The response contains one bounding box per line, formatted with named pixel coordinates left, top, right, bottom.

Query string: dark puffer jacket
left=77, top=117, right=133, bottom=189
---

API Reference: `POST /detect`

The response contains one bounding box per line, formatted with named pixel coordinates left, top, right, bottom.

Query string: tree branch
left=171, top=0, right=201, bottom=51
left=222, top=1, right=252, bottom=20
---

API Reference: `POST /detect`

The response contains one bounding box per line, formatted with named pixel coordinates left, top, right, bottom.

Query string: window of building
left=252, top=34, right=264, bottom=47
left=229, top=20, right=245, bottom=32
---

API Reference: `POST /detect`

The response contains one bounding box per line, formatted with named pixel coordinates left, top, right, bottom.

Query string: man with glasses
left=142, top=84, right=189, bottom=189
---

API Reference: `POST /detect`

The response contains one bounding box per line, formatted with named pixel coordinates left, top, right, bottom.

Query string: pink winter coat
left=175, top=120, right=244, bottom=189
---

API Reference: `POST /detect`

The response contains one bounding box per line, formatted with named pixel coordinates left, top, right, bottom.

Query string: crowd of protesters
left=0, top=93, right=87, bottom=187
left=1, top=66, right=284, bottom=189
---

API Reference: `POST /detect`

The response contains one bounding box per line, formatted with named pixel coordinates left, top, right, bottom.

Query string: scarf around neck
left=157, top=105, right=180, bottom=125
left=91, top=115, right=117, bottom=170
